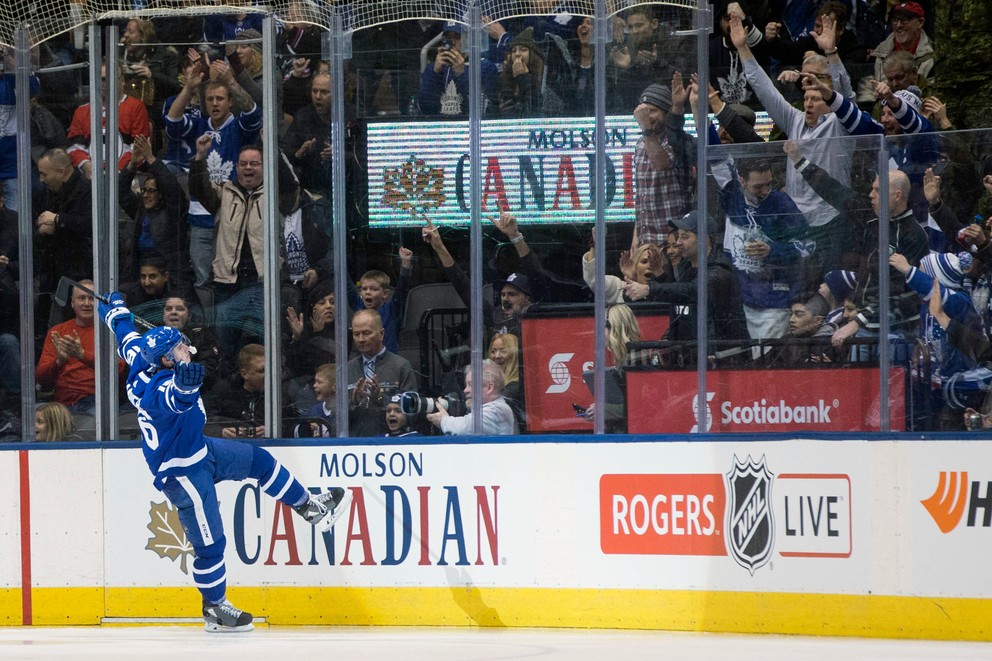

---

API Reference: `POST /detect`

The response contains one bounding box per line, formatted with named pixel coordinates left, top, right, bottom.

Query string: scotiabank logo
left=688, top=392, right=838, bottom=431
left=599, top=474, right=727, bottom=555
left=545, top=352, right=575, bottom=394
left=921, top=471, right=992, bottom=533
left=719, top=398, right=836, bottom=426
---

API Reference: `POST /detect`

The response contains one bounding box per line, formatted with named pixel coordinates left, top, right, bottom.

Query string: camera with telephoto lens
left=399, top=391, right=464, bottom=416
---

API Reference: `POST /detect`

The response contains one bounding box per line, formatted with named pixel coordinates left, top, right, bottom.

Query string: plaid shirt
left=634, top=136, right=688, bottom=247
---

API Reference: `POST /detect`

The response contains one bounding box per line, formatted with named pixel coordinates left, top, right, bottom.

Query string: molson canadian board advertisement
left=3, top=438, right=991, bottom=639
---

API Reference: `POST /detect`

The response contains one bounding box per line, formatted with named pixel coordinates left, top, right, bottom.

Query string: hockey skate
left=294, top=487, right=352, bottom=532
left=202, top=598, right=254, bottom=633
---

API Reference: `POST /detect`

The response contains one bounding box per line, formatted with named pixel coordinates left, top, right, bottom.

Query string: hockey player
left=98, top=292, right=350, bottom=633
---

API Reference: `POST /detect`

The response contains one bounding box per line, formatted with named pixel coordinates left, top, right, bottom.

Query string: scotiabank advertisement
left=626, top=367, right=907, bottom=433
left=521, top=313, right=667, bottom=432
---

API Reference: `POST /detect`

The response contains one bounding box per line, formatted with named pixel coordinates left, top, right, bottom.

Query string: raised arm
left=168, top=52, right=204, bottom=121
left=187, top=133, right=222, bottom=214
left=730, top=14, right=802, bottom=136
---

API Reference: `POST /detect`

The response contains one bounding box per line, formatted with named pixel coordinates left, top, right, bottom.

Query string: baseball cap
left=496, top=272, right=532, bottom=297
left=891, top=2, right=925, bottom=19
left=669, top=210, right=716, bottom=236
left=442, top=21, right=463, bottom=35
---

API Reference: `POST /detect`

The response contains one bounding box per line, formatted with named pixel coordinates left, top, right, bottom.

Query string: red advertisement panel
left=521, top=314, right=668, bottom=432
left=600, top=474, right=727, bottom=555
left=626, top=367, right=906, bottom=434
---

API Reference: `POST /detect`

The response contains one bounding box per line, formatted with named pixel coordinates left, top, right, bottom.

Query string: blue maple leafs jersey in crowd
left=111, top=318, right=208, bottom=490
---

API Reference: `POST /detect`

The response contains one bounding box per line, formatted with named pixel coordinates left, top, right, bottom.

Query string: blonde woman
left=582, top=240, right=663, bottom=303
left=35, top=402, right=74, bottom=442
left=582, top=304, right=641, bottom=432
left=605, top=303, right=642, bottom=366
left=488, top=332, right=525, bottom=430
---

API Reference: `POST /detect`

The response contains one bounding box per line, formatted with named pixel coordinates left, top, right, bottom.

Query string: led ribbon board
left=367, top=113, right=772, bottom=227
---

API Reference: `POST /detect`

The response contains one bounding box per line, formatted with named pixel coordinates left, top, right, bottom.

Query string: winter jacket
left=189, top=151, right=299, bottom=284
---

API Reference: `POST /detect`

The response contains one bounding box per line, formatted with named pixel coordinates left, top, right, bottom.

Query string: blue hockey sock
left=251, top=446, right=308, bottom=508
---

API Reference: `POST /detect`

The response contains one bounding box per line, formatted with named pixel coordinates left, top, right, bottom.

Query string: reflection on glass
left=14, top=6, right=992, bottom=440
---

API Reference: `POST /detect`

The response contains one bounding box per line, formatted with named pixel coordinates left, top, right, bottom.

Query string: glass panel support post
left=261, top=15, right=282, bottom=436
left=329, top=16, right=352, bottom=437
left=468, top=3, right=484, bottom=434
left=591, top=0, right=609, bottom=435
left=15, top=26, right=35, bottom=440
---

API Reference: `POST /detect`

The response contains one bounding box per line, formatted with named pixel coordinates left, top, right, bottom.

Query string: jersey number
left=137, top=410, right=159, bottom=450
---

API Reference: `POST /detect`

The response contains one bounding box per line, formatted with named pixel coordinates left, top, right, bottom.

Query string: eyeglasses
left=237, top=160, right=262, bottom=168
left=141, top=187, right=159, bottom=194
left=890, top=16, right=920, bottom=25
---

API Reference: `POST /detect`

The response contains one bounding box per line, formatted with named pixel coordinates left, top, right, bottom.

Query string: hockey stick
left=54, top=276, right=157, bottom=333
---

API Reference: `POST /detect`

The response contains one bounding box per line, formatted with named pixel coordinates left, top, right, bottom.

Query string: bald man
left=346, top=309, right=418, bottom=437
left=832, top=170, right=928, bottom=347
left=36, top=148, right=93, bottom=291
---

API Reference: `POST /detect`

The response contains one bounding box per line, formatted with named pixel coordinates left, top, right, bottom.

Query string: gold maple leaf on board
left=146, top=500, right=195, bottom=574
left=382, top=154, right=446, bottom=214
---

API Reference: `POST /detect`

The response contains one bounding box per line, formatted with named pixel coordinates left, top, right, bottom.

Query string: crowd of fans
left=4, top=0, right=992, bottom=440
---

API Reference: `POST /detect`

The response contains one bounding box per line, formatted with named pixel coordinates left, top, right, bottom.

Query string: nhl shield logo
left=725, top=455, right=774, bottom=575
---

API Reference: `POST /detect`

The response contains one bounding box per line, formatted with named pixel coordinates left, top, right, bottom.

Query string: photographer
left=417, top=22, right=497, bottom=116
left=426, top=360, right=517, bottom=436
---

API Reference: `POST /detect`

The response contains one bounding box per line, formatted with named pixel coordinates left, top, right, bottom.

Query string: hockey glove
left=174, top=361, right=205, bottom=393
left=98, top=292, right=131, bottom=331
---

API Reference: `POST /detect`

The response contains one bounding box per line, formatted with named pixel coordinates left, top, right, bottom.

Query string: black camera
left=439, top=38, right=452, bottom=51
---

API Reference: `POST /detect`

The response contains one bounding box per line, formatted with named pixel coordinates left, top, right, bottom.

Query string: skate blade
left=204, top=621, right=255, bottom=633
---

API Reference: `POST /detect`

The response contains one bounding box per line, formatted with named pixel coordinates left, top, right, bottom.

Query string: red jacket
left=66, top=94, right=150, bottom=171
left=35, top=318, right=126, bottom=406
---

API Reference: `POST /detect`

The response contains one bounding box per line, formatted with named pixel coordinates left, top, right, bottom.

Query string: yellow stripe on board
left=31, top=588, right=103, bottom=626
left=5, top=587, right=991, bottom=641
left=0, top=589, right=22, bottom=626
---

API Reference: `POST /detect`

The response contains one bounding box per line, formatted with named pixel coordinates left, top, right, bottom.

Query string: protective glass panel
left=16, top=1, right=980, bottom=442
left=278, top=27, right=337, bottom=440
left=890, top=127, right=992, bottom=432
left=667, top=133, right=894, bottom=435
left=31, top=37, right=96, bottom=441
left=348, top=20, right=432, bottom=437
left=503, top=12, right=603, bottom=436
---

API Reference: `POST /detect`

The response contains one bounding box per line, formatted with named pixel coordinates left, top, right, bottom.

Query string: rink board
left=1, top=437, right=991, bottom=640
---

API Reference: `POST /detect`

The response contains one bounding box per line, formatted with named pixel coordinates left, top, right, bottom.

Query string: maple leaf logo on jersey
left=205, top=149, right=234, bottom=183
left=146, top=500, right=194, bottom=574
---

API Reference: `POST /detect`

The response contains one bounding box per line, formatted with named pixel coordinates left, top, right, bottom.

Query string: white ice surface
left=0, top=626, right=990, bottom=661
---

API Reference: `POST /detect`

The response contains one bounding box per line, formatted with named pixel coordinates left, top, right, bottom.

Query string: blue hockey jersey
left=111, top=318, right=208, bottom=490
